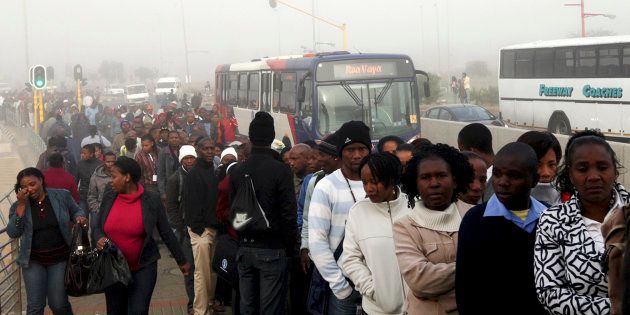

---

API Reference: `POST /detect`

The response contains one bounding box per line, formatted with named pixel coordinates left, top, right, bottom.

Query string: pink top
left=104, top=185, right=146, bottom=271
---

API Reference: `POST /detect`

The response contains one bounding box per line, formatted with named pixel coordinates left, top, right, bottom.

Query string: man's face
left=141, top=140, right=154, bottom=154
left=168, top=132, right=181, bottom=147
left=80, top=148, right=93, bottom=161
left=317, top=150, right=338, bottom=174
left=288, top=148, right=310, bottom=177
left=160, top=130, right=169, bottom=142
left=186, top=113, right=195, bottom=124
left=341, top=143, right=370, bottom=175
left=126, top=130, right=137, bottom=140
left=103, top=155, right=116, bottom=174
left=121, top=123, right=130, bottom=133
left=181, top=156, right=196, bottom=171
left=214, top=147, right=222, bottom=158
left=492, top=155, right=536, bottom=210
left=197, top=140, right=214, bottom=162
left=145, top=105, right=153, bottom=114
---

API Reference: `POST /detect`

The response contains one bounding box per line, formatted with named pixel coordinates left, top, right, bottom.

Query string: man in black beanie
left=230, top=112, right=297, bottom=314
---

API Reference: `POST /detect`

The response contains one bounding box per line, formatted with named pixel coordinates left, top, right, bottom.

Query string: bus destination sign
left=332, top=62, right=398, bottom=80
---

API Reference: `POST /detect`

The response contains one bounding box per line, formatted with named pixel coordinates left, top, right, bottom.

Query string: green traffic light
left=35, top=80, right=44, bottom=88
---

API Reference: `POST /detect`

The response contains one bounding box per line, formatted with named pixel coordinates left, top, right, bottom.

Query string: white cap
left=178, top=145, right=197, bottom=162
left=220, top=147, right=238, bottom=161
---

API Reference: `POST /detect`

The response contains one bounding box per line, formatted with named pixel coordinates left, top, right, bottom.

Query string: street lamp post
left=180, top=0, right=191, bottom=84
left=564, top=0, right=616, bottom=37
left=269, top=0, right=348, bottom=50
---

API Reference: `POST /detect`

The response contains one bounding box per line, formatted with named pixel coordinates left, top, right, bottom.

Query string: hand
left=300, top=248, right=311, bottom=274
left=96, top=237, right=108, bottom=250
left=75, top=216, right=88, bottom=226
left=16, top=188, right=30, bottom=204
left=179, top=263, right=191, bottom=276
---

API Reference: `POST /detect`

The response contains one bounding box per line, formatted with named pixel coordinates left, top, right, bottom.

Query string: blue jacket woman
left=7, top=167, right=86, bottom=315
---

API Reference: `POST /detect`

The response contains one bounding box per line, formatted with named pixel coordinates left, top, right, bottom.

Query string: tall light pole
left=312, top=0, right=316, bottom=52
left=565, top=0, right=616, bottom=37
left=269, top=0, right=348, bottom=50
left=180, top=0, right=191, bottom=83
left=23, top=0, right=30, bottom=76
left=434, top=2, right=441, bottom=75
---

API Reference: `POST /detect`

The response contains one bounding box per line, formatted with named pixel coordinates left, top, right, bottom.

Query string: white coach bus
left=499, top=36, right=630, bottom=141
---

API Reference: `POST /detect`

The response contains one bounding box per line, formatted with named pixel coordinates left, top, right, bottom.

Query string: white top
left=581, top=216, right=605, bottom=254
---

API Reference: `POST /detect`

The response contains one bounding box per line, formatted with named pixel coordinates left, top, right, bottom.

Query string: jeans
left=237, top=247, right=289, bottom=315
left=22, top=260, right=73, bottom=315
left=328, top=289, right=361, bottom=315
left=104, top=262, right=157, bottom=315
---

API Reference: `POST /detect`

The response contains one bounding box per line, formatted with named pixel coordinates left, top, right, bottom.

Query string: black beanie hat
left=249, top=112, right=275, bottom=146
left=336, top=121, right=371, bottom=156
left=317, top=133, right=338, bottom=157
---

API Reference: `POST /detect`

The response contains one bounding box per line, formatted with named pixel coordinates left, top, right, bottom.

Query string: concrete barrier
left=420, top=117, right=630, bottom=187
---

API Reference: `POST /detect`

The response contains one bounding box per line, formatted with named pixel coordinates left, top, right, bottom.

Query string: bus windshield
left=127, top=85, right=146, bottom=94
left=317, top=80, right=418, bottom=138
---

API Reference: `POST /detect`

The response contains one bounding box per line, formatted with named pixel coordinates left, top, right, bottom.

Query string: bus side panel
left=269, top=112, right=295, bottom=146
left=234, top=107, right=255, bottom=136
left=597, top=103, right=623, bottom=135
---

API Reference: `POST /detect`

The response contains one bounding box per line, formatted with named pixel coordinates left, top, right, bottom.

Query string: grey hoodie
left=87, top=164, right=112, bottom=213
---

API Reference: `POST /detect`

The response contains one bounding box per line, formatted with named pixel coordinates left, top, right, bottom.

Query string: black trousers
left=237, top=247, right=289, bottom=315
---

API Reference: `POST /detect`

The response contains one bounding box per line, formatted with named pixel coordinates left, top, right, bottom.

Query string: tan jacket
left=393, top=201, right=471, bottom=315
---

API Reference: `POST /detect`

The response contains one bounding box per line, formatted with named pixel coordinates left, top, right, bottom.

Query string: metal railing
left=0, top=190, right=22, bottom=314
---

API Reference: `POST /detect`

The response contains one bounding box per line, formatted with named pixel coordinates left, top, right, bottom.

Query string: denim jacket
left=7, top=189, right=86, bottom=267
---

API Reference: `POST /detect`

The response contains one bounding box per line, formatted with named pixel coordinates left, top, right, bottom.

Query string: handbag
left=64, top=224, right=94, bottom=297
left=87, top=241, right=132, bottom=294
left=229, top=174, right=270, bottom=233
left=211, top=234, right=239, bottom=287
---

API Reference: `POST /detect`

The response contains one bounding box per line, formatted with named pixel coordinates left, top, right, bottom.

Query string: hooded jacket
left=341, top=189, right=408, bottom=315
left=87, top=164, right=112, bottom=213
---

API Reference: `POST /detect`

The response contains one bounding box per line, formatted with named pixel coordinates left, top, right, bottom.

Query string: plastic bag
left=87, top=241, right=132, bottom=294
left=64, top=224, right=94, bottom=297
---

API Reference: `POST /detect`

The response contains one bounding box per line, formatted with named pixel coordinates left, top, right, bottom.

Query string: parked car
left=105, top=84, right=125, bottom=95
left=424, top=104, right=506, bottom=127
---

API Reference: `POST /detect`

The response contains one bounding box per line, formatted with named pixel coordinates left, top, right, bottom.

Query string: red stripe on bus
left=287, top=114, right=298, bottom=145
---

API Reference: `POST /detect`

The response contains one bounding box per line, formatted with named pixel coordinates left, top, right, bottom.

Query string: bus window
left=624, top=47, right=630, bottom=77
left=554, top=48, right=575, bottom=77
left=501, top=51, right=516, bottom=78
left=534, top=49, right=553, bottom=78
left=228, top=74, right=238, bottom=105
left=238, top=73, right=248, bottom=107
left=248, top=73, right=259, bottom=110
left=515, top=50, right=534, bottom=78
left=576, top=47, right=597, bottom=77
left=273, top=72, right=281, bottom=113
left=262, top=72, right=271, bottom=111
left=280, top=73, right=296, bottom=114
left=598, top=46, right=621, bottom=77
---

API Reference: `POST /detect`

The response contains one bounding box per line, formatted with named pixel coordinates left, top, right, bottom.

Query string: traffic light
left=74, top=64, right=83, bottom=81
left=32, top=65, right=47, bottom=90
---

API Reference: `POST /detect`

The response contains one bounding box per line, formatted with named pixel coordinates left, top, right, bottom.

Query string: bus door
left=295, top=73, right=313, bottom=141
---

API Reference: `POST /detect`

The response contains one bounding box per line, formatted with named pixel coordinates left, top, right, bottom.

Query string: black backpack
left=229, top=174, right=270, bottom=233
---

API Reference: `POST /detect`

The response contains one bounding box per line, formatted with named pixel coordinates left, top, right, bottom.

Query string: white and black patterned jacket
left=534, top=184, right=629, bottom=315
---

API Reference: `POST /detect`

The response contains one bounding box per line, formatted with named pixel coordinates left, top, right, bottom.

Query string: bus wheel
left=548, top=113, right=571, bottom=135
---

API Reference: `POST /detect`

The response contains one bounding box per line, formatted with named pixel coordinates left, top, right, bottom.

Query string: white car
left=106, top=85, right=125, bottom=95
left=126, top=84, right=149, bottom=104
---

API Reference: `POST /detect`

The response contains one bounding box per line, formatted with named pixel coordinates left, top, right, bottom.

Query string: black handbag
left=230, top=174, right=270, bottom=233
left=211, top=234, right=239, bottom=287
left=64, top=224, right=94, bottom=297
left=87, top=241, right=132, bottom=294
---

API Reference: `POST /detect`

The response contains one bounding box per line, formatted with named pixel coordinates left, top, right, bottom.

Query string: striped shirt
left=309, top=169, right=365, bottom=299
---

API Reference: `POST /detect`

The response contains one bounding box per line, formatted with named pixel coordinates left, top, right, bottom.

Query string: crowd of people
left=4, top=91, right=630, bottom=315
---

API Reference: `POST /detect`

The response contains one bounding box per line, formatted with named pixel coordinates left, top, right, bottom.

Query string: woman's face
left=361, top=164, right=394, bottom=203
left=569, top=143, right=617, bottom=206
left=417, top=157, right=456, bottom=211
left=19, top=175, right=44, bottom=200
left=459, top=158, right=487, bottom=205
left=538, top=148, right=558, bottom=183
left=110, top=166, right=129, bottom=193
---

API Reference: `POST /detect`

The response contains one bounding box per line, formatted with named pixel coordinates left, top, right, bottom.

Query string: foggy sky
left=1, top=0, right=629, bottom=86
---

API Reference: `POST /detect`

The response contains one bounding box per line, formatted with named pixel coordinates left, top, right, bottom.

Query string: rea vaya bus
left=499, top=36, right=630, bottom=141
left=214, top=52, right=430, bottom=145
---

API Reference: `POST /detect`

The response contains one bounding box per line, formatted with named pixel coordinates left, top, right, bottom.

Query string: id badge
left=152, top=174, right=157, bottom=182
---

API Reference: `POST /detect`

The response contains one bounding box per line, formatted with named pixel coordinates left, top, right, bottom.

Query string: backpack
left=229, top=174, right=270, bottom=233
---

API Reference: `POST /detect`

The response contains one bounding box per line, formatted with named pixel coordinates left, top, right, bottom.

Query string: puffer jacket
left=229, top=147, right=297, bottom=254
left=87, top=164, right=111, bottom=213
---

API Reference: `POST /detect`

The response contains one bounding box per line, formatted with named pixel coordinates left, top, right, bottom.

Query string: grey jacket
left=87, top=164, right=112, bottom=213
left=7, top=189, right=86, bottom=267
left=157, top=147, right=180, bottom=199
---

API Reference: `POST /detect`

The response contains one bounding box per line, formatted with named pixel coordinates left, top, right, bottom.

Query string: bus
left=214, top=51, right=429, bottom=145
left=499, top=36, right=630, bottom=140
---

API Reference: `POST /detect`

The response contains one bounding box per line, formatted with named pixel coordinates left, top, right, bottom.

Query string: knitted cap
left=220, top=147, right=238, bottom=161
left=178, top=145, right=197, bottom=162
left=335, top=121, right=371, bottom=156
left=249, top=112, right=275, bottom=146
left=317, top=133, right=338, bottom=157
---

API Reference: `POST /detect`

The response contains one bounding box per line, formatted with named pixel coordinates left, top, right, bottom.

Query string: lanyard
left=341, top=170, right=357, bottom=203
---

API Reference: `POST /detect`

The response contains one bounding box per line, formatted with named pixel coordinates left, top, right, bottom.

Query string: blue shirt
left=483, top=195, right=547, bottom=233
left=297, top=173, right=314, bottom=229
